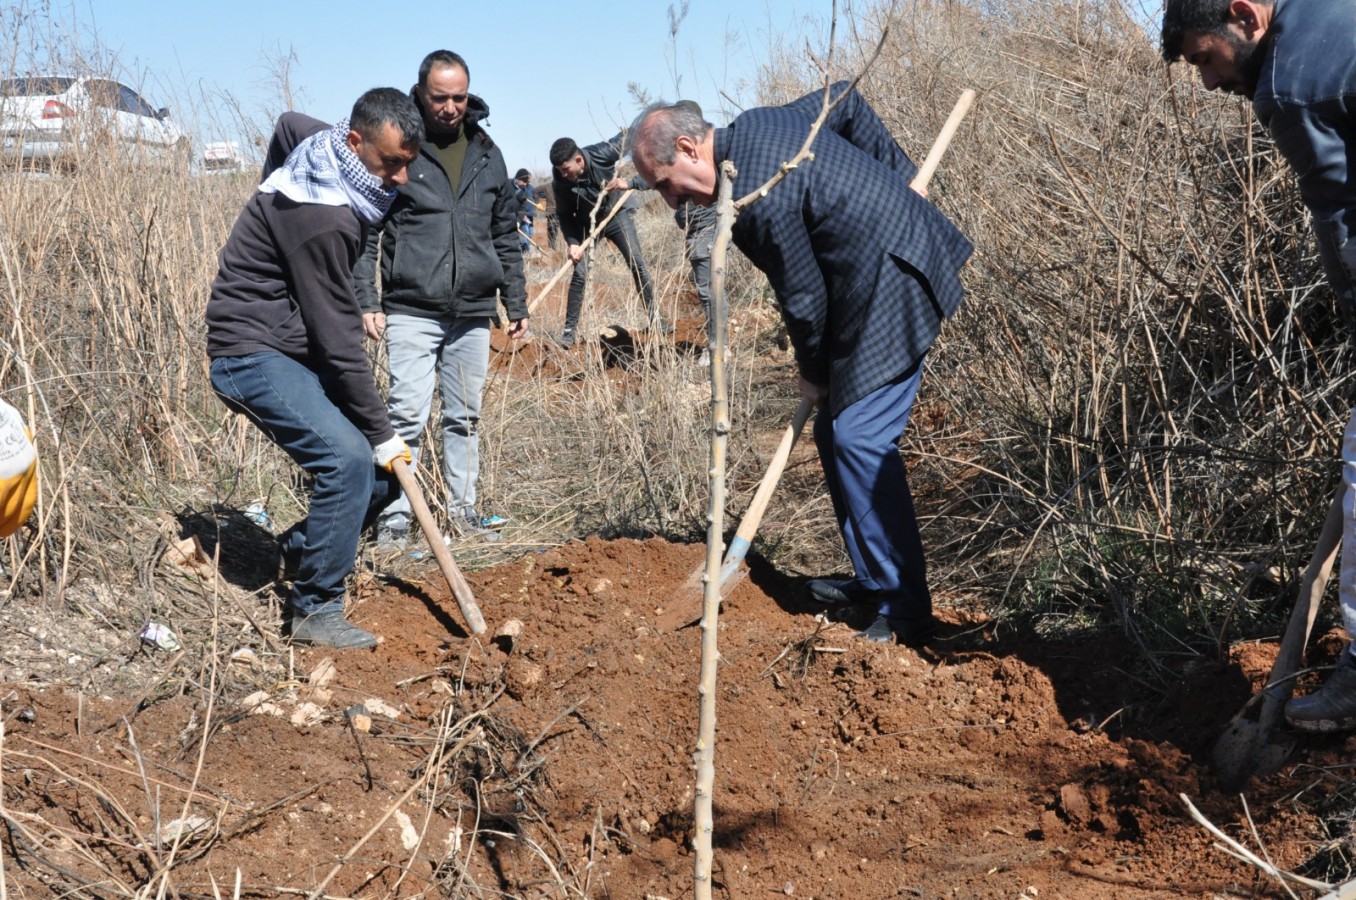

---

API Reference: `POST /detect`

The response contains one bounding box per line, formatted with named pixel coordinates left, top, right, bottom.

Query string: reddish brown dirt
left=4, top=536, right=1353, bottom=898
left=1, top=229, right=1342, bottom=894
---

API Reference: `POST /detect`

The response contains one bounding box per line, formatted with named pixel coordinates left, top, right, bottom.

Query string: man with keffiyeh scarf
left=206, top=88, right=423, bottom=650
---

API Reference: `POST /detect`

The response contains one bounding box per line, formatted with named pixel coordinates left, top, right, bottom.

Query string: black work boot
left=806, top=578, right=870, bottom=608
left=288, top=610, right=378, bottom=650
left=1286, top=651, right=1356, bottom=733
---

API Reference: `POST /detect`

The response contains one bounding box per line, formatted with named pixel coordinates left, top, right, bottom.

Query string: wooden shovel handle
left=718, top=397, right=815, bottom=586
left=391, top=458, right=487, bottom=635
left=527, top=189, right=637, bottom=315
left=911, top=89, right=975, bottom=192
left=1262, top=484, right=1345, bottom=711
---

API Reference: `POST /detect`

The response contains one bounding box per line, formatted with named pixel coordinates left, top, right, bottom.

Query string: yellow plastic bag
left=0, top=399, right=37, bottom=536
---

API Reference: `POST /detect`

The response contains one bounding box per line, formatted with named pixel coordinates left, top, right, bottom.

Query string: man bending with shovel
left=206, top=89, right=421, bottom=650
left=631, top=85, right=972, bottom=646
left=1163, top=0, right=1356, bottom=730
left=549, top=131, right=666, bottom=347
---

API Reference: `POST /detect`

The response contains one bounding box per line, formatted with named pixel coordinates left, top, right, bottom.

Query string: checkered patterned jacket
left=719, top=83, right=973, bottom=415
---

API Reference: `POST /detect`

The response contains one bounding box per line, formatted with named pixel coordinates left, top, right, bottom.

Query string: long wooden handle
left=391, top=458, right=487, bottom=635
left=1260, top=485, right=1345, bottom=715
left=527, top=189, right=637, bottom=315
left=910, top=89, right=975, bottom=192
left=718, top=397, right=814, bottom=586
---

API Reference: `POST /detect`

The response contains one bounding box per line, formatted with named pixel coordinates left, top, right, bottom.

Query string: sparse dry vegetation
left=2, top=0, right=1356, bottom=895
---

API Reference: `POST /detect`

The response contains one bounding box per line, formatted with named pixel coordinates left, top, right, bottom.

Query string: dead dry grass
left=0, top=0, right=1346, bottom=667
left=0, top=0, right=1355, bottom=891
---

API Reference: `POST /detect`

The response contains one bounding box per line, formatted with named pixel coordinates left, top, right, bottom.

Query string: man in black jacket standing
left=207, top=89, right=421, bottom=650
left=550, top=131, right=665, bottom=347
left=356, top=50, right=528, bottom=546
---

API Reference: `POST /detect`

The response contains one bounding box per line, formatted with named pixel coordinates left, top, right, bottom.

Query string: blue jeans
left=813, top=359, right=930, bottom=620
left=210, top=352, right=397, bottom=615
left=520, top=218, right=534, bottom=253
left=381, top=314, right=491, bottom=521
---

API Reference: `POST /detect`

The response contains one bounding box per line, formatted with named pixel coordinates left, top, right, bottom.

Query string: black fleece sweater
left=205, top=113, right=393, bottom=445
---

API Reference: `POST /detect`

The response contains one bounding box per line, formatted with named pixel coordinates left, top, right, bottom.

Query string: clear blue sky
left=58, top=0, right=828, bottom=176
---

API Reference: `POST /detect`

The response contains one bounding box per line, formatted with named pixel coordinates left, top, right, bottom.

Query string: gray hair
left=631, top=100, right=713, bottom=167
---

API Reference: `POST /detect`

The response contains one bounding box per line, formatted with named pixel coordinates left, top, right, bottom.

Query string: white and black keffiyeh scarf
left=259, top=118, right=396, bottom=223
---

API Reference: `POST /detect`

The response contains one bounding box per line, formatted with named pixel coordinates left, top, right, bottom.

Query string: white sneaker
left=374, top=515, right=410, bottom=551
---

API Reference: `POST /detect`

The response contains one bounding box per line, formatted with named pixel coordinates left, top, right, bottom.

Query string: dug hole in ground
left=1, top=522, right=1347, bottom=898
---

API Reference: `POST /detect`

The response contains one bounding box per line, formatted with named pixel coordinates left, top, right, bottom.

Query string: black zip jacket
left=550, top=131, right=648, bottom=247
left=354, top=93, right=527, bottom=322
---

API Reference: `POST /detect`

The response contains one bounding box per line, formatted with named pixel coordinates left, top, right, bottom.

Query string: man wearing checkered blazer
left=633, top=84, right=972, bottom=646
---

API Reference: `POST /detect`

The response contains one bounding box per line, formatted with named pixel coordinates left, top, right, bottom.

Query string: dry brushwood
left=1180, top=793, right=1336, bottom=894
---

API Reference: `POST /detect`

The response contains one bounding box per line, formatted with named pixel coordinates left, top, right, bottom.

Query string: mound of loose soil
left=4, top=535, right=1351, bottom=898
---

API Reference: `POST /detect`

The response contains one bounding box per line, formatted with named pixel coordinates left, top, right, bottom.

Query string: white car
left=202, top=140, right=245, bottom=173
left=0, top=76, right=189, bottom=170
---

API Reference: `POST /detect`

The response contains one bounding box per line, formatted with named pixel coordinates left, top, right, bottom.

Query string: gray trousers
left=380, top=314, right=491, bottom=521
left=687, top=229, right=715, bottom=315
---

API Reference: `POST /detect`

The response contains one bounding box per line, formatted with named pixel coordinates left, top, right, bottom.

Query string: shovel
left=391, top=458, right=487, bottom=635
left=660, top=397, right=814, bottom=630
left=1212, top=483, right=1343, bottom=790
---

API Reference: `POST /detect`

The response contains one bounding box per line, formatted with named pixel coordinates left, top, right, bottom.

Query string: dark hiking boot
left=288, top=611, right=378, bottom=650
left=1286, top=652, right=1356, bottom=733
left=449, top=509, right=503, bottom=543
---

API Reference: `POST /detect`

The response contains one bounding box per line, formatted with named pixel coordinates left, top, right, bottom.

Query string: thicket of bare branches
left=0, top=0, right=1345, bottom=664
left=743, top=0, right=1352, bottom=658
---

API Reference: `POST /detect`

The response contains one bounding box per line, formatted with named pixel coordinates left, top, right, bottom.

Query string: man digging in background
left=513, top=167, right=539, bottom=254
left=631, top=84, right=973, bottom=646
left=1162, top=0, right=1356, bottom=731
left=550, top=130, right=667, bottom=347
left=206, top=89, right=421, bottom=650
left=356, top=50, right=527, bottom=548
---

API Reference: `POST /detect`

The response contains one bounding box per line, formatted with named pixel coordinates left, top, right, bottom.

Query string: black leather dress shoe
left=806, top=577, right=868, bottom=607
left=856, top=613, right=937, bottom=648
